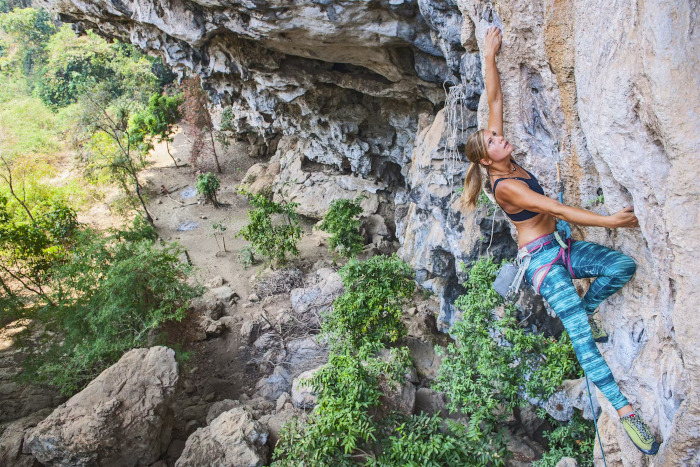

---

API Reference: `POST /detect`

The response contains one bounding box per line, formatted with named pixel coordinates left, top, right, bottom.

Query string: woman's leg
left=567, top=241, right=637, bottom=314
left=531, top=262, right=630, bottom=410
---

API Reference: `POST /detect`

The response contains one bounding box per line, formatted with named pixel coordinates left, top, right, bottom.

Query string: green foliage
left=235, top=187, right=302, bottom=268
left=371, top=413, right=504, bottom=467
left=237, top=245, right=256, bottom=268
left=212, top=221, right=227, bottom=252
left=15, top=217, right=201, bottom=394
left=0, top=184, right=78, bottom=310
left=196, top=172, right=221, bottom=207
left=584, top=194, right=605, bottom=207
left=274, top=341, right=501, bottom=466
left=34, top=26, right=159, bottom=110
left=533, top=412, right=595, bottom=467
left=77, top=84, right=156, bottom=222
left=216, top=106, right=237, bottom=149
left=324, top=254, right=415, bottom=349
left=0, top=7, right=54, bottom=77
left=272, top=343, right=409, bottom=466
left=0, top=92, right=62, bottom=160
left=129, top=92, right=183, bottom=165
left=434, top=257, right=580, bottom=458
left=319, top=195, right=366, bottom=259
left=477, top=191, right=499, bottom=215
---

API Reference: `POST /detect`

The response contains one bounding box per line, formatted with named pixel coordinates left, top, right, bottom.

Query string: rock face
left=37, top=0, right=700, bottom=464
left=24, top=347, right=178, bottom=466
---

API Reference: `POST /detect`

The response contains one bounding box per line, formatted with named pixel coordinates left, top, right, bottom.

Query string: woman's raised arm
left=484, top=26, right=503, bottom=136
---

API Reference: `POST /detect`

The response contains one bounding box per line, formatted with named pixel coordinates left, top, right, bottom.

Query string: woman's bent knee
left=615, top=255, right=637, bottom=281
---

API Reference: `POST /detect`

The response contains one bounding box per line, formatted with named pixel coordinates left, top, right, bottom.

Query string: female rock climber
left=460, top=26, right=659, bottom=456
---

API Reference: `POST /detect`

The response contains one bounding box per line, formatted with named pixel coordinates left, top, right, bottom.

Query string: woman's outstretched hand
left=484, top=26, right=502, bottom=59
left=609, top=206, right=639, bottom=228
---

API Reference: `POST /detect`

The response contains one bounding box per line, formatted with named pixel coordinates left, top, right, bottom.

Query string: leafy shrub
left=14, top=217, right=201, bottom=394
left=196, top=172, right=221, bottom=207
left=324, top=254, right=415, bottom=349
left=235, top=187, right=302, bottom=268
left=274, top=342, right=501, bottom=466
left=533, top=411, right=594, bottom=467
left=272, top=343, right=409, bottom=466
left=0, top=196, right=78, bottom=307
left=319, top=195, right=366, bottom=258
left=371, top=413, right=505, bottom=467
left=434, top=257, right=580, bottom=458
left=237, top=245, right=255, bottom=268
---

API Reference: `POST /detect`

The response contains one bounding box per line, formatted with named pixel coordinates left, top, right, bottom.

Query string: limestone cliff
left=36, top=0, right=699, bottom=465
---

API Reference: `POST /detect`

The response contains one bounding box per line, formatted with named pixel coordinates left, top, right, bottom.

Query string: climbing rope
left=442, top=79, right=471, bottom=227
left=555, top=142, right=607, bottom=466
left=586, top=374, right=608, bottom=467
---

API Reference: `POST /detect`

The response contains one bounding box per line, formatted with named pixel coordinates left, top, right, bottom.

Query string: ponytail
left=460, top=129, right=489, bottom=211
left=460, top=163, right=484, bottom=211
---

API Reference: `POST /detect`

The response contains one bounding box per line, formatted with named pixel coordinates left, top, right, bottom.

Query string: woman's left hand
left=609, top=206, right=639, bottom=228
left=484, top=26, right=502, bottom=58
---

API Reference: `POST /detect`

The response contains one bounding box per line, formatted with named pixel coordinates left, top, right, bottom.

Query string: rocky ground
left=0, top=130, right=458, bottom=466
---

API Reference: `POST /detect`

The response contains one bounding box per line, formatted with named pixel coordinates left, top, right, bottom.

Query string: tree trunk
left=209, top=131, right=222, bottom=173
left=166, top=139, right=179, bottom=168
left=133, top=174, right=154, bottom=224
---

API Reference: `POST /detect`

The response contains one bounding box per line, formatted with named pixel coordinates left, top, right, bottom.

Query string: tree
left=179, top=76, right=222, bottom=173
left=0, top=163, right=78, bottom=312
left=0, top=7, right=54, bottom=78
left=78, top=86, right=154, bottom=224
left=9, top=217, right=201, bottom=395
left=130, top=92, right=183, bottom=167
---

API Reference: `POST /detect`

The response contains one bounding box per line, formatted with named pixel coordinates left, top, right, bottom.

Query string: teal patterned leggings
left=524, top=238, right=637, bottom=410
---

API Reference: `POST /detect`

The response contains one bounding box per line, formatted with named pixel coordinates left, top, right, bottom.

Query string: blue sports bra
left=492, top=161, right=544, bottom=222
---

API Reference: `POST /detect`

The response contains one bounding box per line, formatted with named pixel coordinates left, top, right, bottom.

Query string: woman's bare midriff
left=512, top=213, right=557, bottom=248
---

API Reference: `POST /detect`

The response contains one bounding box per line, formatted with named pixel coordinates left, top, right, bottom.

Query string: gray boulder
left=291, top=367, right=323, bottom=409
left=406, top=337, right=442, bottom=381
left=290, top=270, right=344, bottom=319
left=175, top=407, right=268, bottom=467
left=24, top=346, right=178, bottom=466
left=0, top=408, right=52, bottom=467
left=414, top=387, right=448, bottom=418
left=555, top=457, right=579, bottom=467
left=254, top=366, right=291, bottom=401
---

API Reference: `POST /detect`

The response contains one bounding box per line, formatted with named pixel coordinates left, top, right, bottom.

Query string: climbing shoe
left=588, top=314, right=608, bottom=343
left=621, top=413, right=659, bottom=455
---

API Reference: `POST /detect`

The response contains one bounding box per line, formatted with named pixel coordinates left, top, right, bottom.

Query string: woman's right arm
left=484, top=27, right=504, bottom=136
left=496, top=180, right=639, bottom=228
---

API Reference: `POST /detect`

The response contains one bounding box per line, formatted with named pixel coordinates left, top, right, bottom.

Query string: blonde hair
left=459, top=129, right=489, bottom=211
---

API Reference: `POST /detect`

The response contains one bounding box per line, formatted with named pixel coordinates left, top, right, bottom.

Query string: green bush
left=324, top=254, right=415, bottom=349
left=533, top=411, right=595, bottom=467
left=14, top=217, right=201, bottom=394
left=319, top=195, right=366, bottom=258
left=235, top=187, right=302, bottom=268
left=434, top=257, right=580, bottom=458
left=0, top=195, right=78, bottom=309
left=274, top=343, right=502, bottom=466
left=272, top=343, right=409, bottom=466
left=196, top=172, right=221, bottom=207
left=371, top=413, right=505, bottom=467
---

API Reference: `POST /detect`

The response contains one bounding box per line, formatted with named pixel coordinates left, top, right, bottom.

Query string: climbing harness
left=492, top=142, right=608, bottom=466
